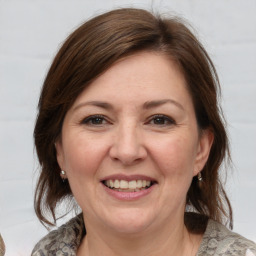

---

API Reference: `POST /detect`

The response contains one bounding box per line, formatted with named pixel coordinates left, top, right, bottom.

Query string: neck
left=77, top=214, right=202, bottom=256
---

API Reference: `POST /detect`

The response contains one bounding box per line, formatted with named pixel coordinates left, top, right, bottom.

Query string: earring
left=198, top=172, right=203, bottom=188
left=198, top=172, right=203, bottom=181
left=60, top=170, right=66, bottom=182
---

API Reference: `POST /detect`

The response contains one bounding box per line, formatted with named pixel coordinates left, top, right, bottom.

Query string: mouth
left=102, top=179, right=156, bottom=192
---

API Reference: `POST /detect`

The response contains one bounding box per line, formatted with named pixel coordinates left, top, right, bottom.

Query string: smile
left=103, top=179, right=155, bottom=192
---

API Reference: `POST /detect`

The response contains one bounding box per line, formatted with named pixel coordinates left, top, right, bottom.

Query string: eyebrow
left=73, top=101, right=113, bottom=111
left=73, top=99, right=184, bottom=111
left=143, top=99, right=184, bottom=111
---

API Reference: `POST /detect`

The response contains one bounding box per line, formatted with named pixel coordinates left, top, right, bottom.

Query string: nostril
left=109, top=145, right=147, bottom=165
left=108, top=130, right=147, bottom=164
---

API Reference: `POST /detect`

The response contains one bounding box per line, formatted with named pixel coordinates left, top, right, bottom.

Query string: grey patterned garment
left=197, top=219, right=256, bottom=256
left=32, top=214, right=84, bottom=256
left=32, top=214, right=256, bottom=256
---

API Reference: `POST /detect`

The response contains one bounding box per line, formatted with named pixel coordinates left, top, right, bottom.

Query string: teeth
left=120, top=180, right=129, bottom=189
left=114, top=180, right=119, bottom=188
left=104, top=179, right=153, bottom=190
left=128, top=180, right=137, bottom=189
left=137, top=180, right=142, bottom=188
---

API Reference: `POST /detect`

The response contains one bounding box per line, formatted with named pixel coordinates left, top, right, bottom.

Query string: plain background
left=0, top=0, right=255, bottom=255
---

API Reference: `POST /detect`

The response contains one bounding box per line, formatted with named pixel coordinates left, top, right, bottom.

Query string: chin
left=103, top=208, right=154, bottom=234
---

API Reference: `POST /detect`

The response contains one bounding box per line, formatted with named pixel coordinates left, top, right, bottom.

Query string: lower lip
left=102, top=183, right=156, bottom=201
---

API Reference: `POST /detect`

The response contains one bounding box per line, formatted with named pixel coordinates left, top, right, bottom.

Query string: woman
left=32, top=8, right=256, bottom=256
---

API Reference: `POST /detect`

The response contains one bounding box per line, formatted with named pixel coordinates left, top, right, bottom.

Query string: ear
left=193, top=129, right=214, bottom=176
left=55, top=139, right=65, bottom=173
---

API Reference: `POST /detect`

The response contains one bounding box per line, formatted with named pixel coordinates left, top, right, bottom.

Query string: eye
left=81, top=115, right=108, bottom=126
left=147, top=114, right=176, bottom=126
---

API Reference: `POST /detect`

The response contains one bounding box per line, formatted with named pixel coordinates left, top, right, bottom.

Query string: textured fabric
left=0, top=234, right=5, bottom=256
left=197, top=219, right=256, bottom=256
left=31, top=214, right=256, bottom=256
left=32, top=214, right=84, bottom=256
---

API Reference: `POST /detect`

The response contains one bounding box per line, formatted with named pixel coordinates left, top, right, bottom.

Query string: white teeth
left=137, top=180, right=142, bottom=188
left=120, top=180, right=129, bottom=189
left=114, top=180, right=119, bottom=188
left=128, top=180, right=137, bottom=189
left=104, top=179, right=153, bottom=190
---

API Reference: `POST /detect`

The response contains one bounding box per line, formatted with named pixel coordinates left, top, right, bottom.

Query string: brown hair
left=34, top=8, right=232, bottom=229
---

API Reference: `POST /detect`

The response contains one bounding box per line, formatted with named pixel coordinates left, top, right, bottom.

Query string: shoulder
left=31, top=214, right=84, bottom=256
left=198, top=219, right=256, bottom=256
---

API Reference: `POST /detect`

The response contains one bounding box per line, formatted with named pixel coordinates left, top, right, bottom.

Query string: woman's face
left=56, top=51, right=212, bottom=234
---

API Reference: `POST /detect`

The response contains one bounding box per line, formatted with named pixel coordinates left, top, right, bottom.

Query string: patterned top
left=0, top=234, right=5, bottom=256
left=31, top=214, right=256, bottom=256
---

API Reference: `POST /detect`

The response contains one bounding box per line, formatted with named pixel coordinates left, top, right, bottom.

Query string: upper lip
left=101, top=174, right=157, bottom=182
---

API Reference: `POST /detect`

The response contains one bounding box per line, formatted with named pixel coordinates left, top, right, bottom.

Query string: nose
left=109, top=122, right=147, bottom=165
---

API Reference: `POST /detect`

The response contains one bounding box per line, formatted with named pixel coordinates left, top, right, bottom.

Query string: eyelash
left=81, top=114, right=175, bottom=127
left=81, top=114, right=109, bottom=126
left=146, top=114, right=176, bottom=126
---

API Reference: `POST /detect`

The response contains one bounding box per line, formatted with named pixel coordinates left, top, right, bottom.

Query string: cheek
left=150, top=135, right=198, bottom=207
left=150, top=134, right=198, bottom=177
left=61, top=135, right=108, bottom=208
left=62, top=134, right=107, bottom=178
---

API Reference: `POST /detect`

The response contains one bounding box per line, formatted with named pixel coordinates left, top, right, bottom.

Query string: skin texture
left=56, top=51, right=213, bottom=255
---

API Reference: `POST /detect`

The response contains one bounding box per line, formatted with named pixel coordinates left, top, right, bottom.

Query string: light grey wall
left=0, top=0, right=255, bottom=255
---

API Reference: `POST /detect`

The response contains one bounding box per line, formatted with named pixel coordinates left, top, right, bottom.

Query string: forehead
left=71, top=51, right=192, bottom=110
